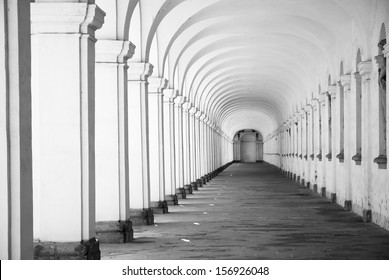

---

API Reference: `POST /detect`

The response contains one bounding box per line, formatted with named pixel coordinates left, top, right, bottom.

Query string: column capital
left=189, top=107, right=198, bottom=115
left=328, top=84, right=337, bottom=99
left=340, top=74, right=352, bottom=91
left=353, top=71, right=362, bottom=81
left=318, top=93, right=327, bottom=105
left=304, top=104, right=313, bottom=113
left=286, top=119, right=293, bottom=128
left=311, top=99, right=319, bottom=110
left=182, top=101, right=193, bottom=112
left=96, top=40, right=135, bottom=63
left=174, top=96, right=187, bottom=107
left=163, top=88, right=178, bottom=102
left=195, top=110, right=202, bottom=119
left=31, top=3, right=105, bottom=35
left=292, top=113, right=300, bottom=123
left=148, top=77, right=168, bottom=94
left=357, top=60, right=372, bottom=83
left=375, top=54, right=385, bottom=69
left=200, top=113, right=207, bottom=122
left=128, top=62, right=153, bottom=81
left=383, top=43, right=389, bottom=57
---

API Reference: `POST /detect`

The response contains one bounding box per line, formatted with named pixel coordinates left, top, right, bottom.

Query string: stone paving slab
left=101, top=163, right=389, bottom=260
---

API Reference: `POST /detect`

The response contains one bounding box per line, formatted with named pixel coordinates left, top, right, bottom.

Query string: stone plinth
left=34, top=238, right=100, bottom=260
left=96, top=220, right=133, bottom=243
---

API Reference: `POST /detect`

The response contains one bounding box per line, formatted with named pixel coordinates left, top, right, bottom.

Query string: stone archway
left=233, top=130, right=263, bottom=162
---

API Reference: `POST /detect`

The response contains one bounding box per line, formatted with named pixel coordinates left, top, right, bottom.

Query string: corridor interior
left=101, top=163, right=389, bottom=260
left=1, top=0, right=389, bottom=260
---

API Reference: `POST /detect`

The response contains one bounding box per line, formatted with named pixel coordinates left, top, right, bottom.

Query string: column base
left=301, top=178, right=305, bottom=186
left=196, top=179, right=203, bottom=188
left=130, top=209, right=154, bottom=226
left=331, top=193, right=337, bottom=203
left=306, top=181, right=311, bottom=189
left=363, top=209, right=372, bottom=222
left=320, top=187, right=326, bottom=198
left=312, top=184, right=318, bottom=193
left=150, top=201, right=169, bottom=214
left=173, top=194, right=179, bottom=205
left=166, top=195, right=179, bottom=206
left=176, top=188, right=187, bottom=199
left=34, top=237, right=100, bottom=260
left=296, top=175, right=300, bottom=182
left=201, top=176, right=206, bottom=185
left=344, top=200, right=352, bottom=212
left=96, top=220, right=133, bottom=243
left=191, top=182, right=198, bottom=191
left=184, top=184, right=193, bottom=195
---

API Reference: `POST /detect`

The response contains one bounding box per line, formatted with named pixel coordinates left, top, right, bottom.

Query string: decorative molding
left=163, top=88, right=178, bottom=101
left=31, top=3, right=105, bottom=35
left=328, top=85, right=337, bottom=99
left=189, top=107, right=198, bottom=115
left=182, top=101, right=193, bottom=112
left=357, top=61, right=372, bottom=84
left=383, top=43, right=389, bottom=58
left=336, top=150, right=344, bottom=162
left=96, top=40, right=135, bottom=63
left=352, top=153, right=362, bottom=165
left=128, top=62, right=153, bottom=81
left=173, top=96, right=187, bottom=107
left=194, top=110, right=202, bottom=119
left=148, top=77, right=168, bottom=94
left=81, top=4, right=106, bottom=34
left=340, top=74, right=352, bottom=91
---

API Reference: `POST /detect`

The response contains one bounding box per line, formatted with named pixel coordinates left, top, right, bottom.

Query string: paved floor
left=101, top=162, right=389, bottom=260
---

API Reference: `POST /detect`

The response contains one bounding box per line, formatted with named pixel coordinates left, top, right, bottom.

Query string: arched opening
left=374, top=23, right=387, bottom=166
left=233, top=130, right=263, bottom=162
left=353, top=49, right=362, bottom=164
left=337, top=61, right=345, bottom=162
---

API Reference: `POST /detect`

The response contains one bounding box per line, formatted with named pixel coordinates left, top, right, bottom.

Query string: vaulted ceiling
left=97, top=0, right=381, bottom=139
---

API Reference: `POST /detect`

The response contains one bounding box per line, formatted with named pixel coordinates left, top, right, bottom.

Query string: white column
left=194, top=111, right=202, bottom=182
left=292, top=117, right=298, bottom=177
left=199, top=114, right=207, bottom=177
left=205, top=118, right=209, bottom=174
left=95, top=40, right=135, bottom=241
left=306, top=105, right=313, bottom=187
left=0, top=0, right=33, bottom=260
left=189, top=107, right=198, bottom=184
left=299, top=113, right=304, bottom=181
left=163, top=89, right=177, bottom=203
left=328, top=86, right=337, bottom=198
left=174, top=96, right=186, bottom=192
left=127, top=62, right=154, bottom=224
left=31, top=2, right=104, bottom=258
left=318, top=95, right=327, bottom=190
left=359, top=61, right=373, bottom=212
left=341, top=75, right=352, bottom=207
left=182, top=102, right=192, bottom=187
left=148, top=77, right=168, bottom=212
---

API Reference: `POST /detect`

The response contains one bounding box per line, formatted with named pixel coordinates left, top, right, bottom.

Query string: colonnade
left=264, top=40, right=389, bottom=231
left=3, top=0, right=389, bottom=261
left=0, top=1, right=233, bottom=260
